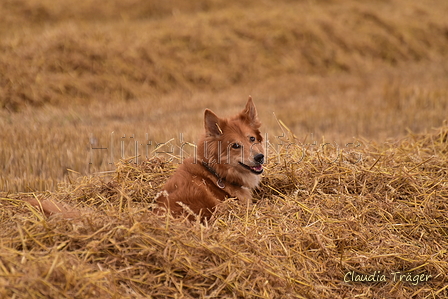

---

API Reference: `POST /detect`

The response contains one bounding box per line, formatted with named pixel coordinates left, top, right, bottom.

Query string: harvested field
left=1, top=0, right=448, bottom=297
left=1, top=0, right=448, bottom=192
left=1, top=124, right=448, bottom=298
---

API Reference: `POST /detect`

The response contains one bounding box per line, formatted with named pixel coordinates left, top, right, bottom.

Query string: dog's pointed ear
left=204, top=109, right=224, bottom=136
left=240, top=96, right=261, bottom=128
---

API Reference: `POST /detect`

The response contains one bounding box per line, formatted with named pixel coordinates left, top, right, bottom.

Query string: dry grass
left=1, top=124, right=447, bottom=298
left=1, top=0, right=448, bottom=111
left=1, top=0, right=448, bottom=297
left=3, top=64, right=448, bottom=191
left=1, top=0, right=448, bottom=192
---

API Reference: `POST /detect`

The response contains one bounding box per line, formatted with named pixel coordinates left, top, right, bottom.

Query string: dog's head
left=199, top=96, right=264, bottom=189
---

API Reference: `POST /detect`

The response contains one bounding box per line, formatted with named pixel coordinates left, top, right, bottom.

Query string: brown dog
left=155, top=96, right=264, bottom=219
left=26, top=97, right=264, bottom=220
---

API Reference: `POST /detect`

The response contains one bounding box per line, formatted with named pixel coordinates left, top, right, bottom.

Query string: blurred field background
left=1, top=0, right=448, bottom=192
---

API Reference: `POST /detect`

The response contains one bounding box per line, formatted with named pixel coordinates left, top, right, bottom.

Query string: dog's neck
left=201, top=161, right=243, bottom=189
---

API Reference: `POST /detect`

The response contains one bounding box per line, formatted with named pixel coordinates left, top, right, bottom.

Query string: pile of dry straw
left=1, top=124, right=447, bottom=298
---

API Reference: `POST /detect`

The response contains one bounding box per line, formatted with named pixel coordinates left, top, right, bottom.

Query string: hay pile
left=1, top=124, right=447, bottom=298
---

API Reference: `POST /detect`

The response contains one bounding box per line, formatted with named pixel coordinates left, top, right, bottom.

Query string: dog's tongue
left=251, top=165, right=263, bottom=171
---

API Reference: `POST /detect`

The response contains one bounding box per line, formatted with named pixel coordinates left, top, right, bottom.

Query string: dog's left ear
left=240, top=96, right=261, bottom=128
left=204, top=109, right=225, bottom=136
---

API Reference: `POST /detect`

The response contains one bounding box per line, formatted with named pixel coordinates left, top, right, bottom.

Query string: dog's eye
left=249, top=136, right=256, bottom=142
left=232, top=143, right=241, bottom=149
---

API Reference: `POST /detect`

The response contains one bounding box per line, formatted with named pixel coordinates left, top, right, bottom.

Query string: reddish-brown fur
left=155, top=96, right=264, bottom=219
left=26, top=97, right=264, bottom=220
left=25, top=198, right=81, bottom=218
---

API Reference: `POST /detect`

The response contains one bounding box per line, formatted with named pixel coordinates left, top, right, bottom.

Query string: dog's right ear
left=204, top=109, right=224, bottom=136
left=239, top=96, right=261, bottom=128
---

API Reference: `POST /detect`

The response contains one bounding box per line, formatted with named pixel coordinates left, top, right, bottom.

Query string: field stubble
left=1, top=65, right=447, bottom=192
left=1, top=0, right=448, bottom=297
left=1, top=0, right=448, bottom=192
left=1, top=124, right=447, bottom=298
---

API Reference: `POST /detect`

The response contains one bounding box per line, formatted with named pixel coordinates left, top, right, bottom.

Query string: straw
left=1, top=124, right=447, bottom=298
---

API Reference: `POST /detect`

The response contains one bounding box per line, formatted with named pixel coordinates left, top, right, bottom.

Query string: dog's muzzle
left=239, top=153, right=264, bottom=174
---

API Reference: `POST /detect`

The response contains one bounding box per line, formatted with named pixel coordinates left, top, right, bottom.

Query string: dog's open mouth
left=239, top=162, right=264, bottom=174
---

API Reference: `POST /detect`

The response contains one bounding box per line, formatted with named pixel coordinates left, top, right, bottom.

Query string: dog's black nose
left=254, top=153, right=264, bottom=164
